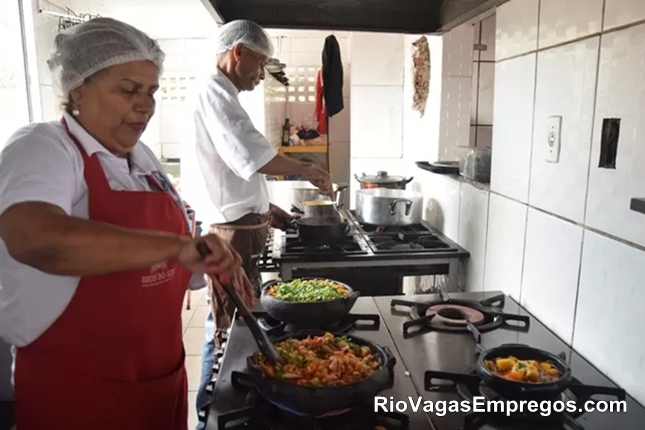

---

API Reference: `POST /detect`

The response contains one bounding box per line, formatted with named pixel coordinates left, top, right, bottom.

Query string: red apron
left=14, top=120, right=191, bottom=430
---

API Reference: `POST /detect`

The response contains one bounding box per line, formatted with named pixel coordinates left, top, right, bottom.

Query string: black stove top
left=281, top=233, right=369, bottom=257
left=204, top=292, right=645, bottom=430
left=205, top=299, right=434, bottom=430
left=373, top=292, right=645, bottom=430
left=390, top=289, right=531, bottom=342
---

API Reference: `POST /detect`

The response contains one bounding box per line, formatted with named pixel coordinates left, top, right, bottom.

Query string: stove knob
left=214, top=348, right=224, bottom=357
left=206, top=381, right=214, bottom=395
left=212, top=363, right=220, bottom=373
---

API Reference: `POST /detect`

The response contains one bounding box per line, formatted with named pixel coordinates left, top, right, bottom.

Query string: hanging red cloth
left=314, top=69, right=328, bottom=135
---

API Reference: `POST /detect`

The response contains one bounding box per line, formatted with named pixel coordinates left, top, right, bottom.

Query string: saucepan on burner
left=233, top=331, right=396, bottom=417
left=476, top=343, right=572, bottom=399
left=290, top=215, right=350, bottom=247
left=259, top=278, right=360, bottom=328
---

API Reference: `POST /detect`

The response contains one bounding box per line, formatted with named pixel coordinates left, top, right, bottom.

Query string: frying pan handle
left=404, top=176, right=414, bottom=184
left=195, top=242, right=279, bottom=363
left=382, top=346, right=397, bottom=370
left=342, top=290, right=360, bottom=303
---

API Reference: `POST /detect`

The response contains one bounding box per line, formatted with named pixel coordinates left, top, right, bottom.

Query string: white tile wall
left=586, top=24, right=645, bottom=248
left=442, top=24, right=475, bottom=78
left=495, top=0, right=540, bottom=60
left=573, top=231, right=645, bottom=406
left=521, top=209, right=583, bottom=344
left=477, top=62, right=495, bottom=125
left=529, top=38, right=600, bottom=223
left=604, top=0, right=645, bottom=30
left=350, top=86, right=403, bottom=158
left=490, top=54, right=536, bottom=203
left=483, top=193, right=527, bottom=301
left=479, top=15, right=496, bottom=62
left=457, top=183, right=489, bottom=292
left=351, top=32, right=404, bottom=86
left=417, top=171, right=461, bottom=242
left=538, top=0, right=604, bottom=49
left=440, top=76, right=472, bottom=151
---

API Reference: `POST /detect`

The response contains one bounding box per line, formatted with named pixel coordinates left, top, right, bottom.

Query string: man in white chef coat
left=180, top=20, right=332, bottom=426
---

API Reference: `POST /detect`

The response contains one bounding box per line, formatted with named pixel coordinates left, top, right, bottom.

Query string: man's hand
left=177, top=234, right=242, bottom=275
left=210, top=265, right=255, bottom=308
left=302, top=164, right=333, bottom=196
left=269, top=203, right=295, bottom=231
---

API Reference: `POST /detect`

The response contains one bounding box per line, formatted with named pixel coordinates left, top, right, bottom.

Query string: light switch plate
left=546, top=116, right=562, bottom=163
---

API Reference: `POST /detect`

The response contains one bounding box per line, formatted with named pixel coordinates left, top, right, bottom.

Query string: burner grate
left=424, top=367, right=627, bottom=430
left=282, top=234, right=368, bottom=256
left=258, top=229, right=279, bottom=272
left=390, top=289, right=530, bottom=342
left=251, top=311, right=381, bottom=337
left=219, top=375, right=410, bottom=430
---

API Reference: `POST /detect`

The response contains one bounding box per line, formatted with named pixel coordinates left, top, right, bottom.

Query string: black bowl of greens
left=260, top=278, right=360, bottom=328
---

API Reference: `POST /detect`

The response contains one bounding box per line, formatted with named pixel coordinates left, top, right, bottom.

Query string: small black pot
left=476, top=343, right=572, bottom=399
left=292, top=216, right=350, bottom=247
left=260, top=278, right=360, bottom=328
left=243, top=331, right=396, bottom=417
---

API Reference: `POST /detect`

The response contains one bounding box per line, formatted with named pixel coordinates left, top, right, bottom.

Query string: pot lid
left=356, top=171, right=410, bottom=184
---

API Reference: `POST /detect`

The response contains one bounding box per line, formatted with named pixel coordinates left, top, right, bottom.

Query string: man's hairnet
left=215, top=20, right=274, bottom=58
left=47, top=17, right=165, bottom=94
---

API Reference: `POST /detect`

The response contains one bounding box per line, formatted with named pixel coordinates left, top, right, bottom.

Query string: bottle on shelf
left=281, top=118, right=291, bottom=146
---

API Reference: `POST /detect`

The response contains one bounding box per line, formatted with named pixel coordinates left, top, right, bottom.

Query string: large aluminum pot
left=355, top=188, right=423, bottom=226
left=266, top=180, right=347, bottom=213
left=354, top=171, right=414, bottom=190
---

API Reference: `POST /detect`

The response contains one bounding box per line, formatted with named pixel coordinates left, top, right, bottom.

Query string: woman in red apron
left=0, top=18, right=252, bottom=430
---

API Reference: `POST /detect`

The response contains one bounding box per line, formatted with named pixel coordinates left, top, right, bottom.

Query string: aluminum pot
left=266, top=181, right=347, bottom=213
left=355, top=188, right=423, bottom=226
left=354, top=171, right=414, bottom=190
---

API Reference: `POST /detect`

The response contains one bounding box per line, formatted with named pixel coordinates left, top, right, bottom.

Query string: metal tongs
left=196, top=242, right=283, bottom=365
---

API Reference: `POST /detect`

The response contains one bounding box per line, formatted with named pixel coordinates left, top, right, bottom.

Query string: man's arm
left=257, top=154, right=311, bottom=176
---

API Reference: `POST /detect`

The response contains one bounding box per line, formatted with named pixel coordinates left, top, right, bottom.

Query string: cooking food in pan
left=257, top=332, right=382, bottom=387
left=267, top=278, right=349, bottom=302
left=484, top=355, right=562, bottom=383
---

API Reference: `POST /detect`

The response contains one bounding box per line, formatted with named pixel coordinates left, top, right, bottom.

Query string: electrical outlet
left=546, top=116, right=562, bottom=163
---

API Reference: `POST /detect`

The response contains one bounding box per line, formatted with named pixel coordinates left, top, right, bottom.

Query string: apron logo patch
left=142, top=262, right=176, bottom=287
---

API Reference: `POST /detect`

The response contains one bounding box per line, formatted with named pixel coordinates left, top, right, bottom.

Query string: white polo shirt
left=0, top=111, right=197, bottom=347
left=180, top=68, right=277, bottom=225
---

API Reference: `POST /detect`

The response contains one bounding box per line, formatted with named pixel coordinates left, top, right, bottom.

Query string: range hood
left=202, top=0, right=508, bottom=34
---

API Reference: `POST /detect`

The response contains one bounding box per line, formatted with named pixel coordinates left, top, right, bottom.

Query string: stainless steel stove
left=267, top=209, right=470, bottom=296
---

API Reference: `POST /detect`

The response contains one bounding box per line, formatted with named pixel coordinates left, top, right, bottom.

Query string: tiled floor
left=182, top=288, right=209, bottom=430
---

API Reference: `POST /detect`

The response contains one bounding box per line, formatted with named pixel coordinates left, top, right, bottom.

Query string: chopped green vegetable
left=267, top=278, right=348, bottom=302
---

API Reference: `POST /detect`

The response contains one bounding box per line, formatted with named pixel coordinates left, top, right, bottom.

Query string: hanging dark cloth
left=322, top=35, right=344, bottom=118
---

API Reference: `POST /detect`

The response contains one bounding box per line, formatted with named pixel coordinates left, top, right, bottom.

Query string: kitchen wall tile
left=162, top=143, right=181, bottom=159
left=604, top=0, right=645, bottom=30
left=351, top=32, right=404, bottom=86
left=483, top=193, right=527, bottom=301
left=158, top=39, right=186, bottom=55
left=350, top=86, right=403, bottom=158
left=458, top=183, right=489, bottom=292
left=472, top=22, right=481, bottom=61
left=586, top=25, right=645, bottom=248
left=477, top=62, right=495, bottom=126
left=490, top=54, right=536, bottom=203
left=495, top=0, right=539, bottom=61
left=290, top=52, right=324, bottom=67
left=469, top=126, right=477, bottom=148
left=39, top=84, right=60, bottom=122
left=521, top=209, right=583, bottom=344
left=287, top=37, right=326, bottom=53
left=330, top=141, right=351, bottom=190
left=442, top=23, right=475, bottom=77
left=159, top=104, right=187, bottom=144
left=479, top=15, right=497, bottom=62
left=417, top=171, right=462, bottom=242
left=573, top=231, right=645, bottom=406
left=470, top=62, right=479, bottom=123
left=538, top=0, right=603, bottom=49
left=441, top=76, right=472, bottom=150
left=476, top=126, right=493, bottom=149
left=529, top=38, right=599, bottom=224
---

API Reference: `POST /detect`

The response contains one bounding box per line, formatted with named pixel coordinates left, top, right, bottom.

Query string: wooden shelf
left=278, top=145, right=328, bottom=154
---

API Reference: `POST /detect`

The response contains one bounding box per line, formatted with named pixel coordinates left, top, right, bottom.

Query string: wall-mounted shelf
left=630, top=198, right=645, bottom=215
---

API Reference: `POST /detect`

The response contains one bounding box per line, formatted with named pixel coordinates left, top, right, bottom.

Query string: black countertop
left=206, top=293, right=645, bottom=430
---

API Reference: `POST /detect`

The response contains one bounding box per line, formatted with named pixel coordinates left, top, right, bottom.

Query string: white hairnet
left=47, top=17, right=165, bottom=94
left=215, top=20, right=274, bottom=58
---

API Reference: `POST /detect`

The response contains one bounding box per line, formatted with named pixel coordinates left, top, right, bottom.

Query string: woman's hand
left=177, top=234, right=241, bottom=275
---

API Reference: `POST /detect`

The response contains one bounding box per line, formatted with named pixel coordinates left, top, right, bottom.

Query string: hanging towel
left=314, top=69, right=328, bottom=134
left=412, top=35, right=430, bottom=117
left=322, top=35, right=344, bottom=118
